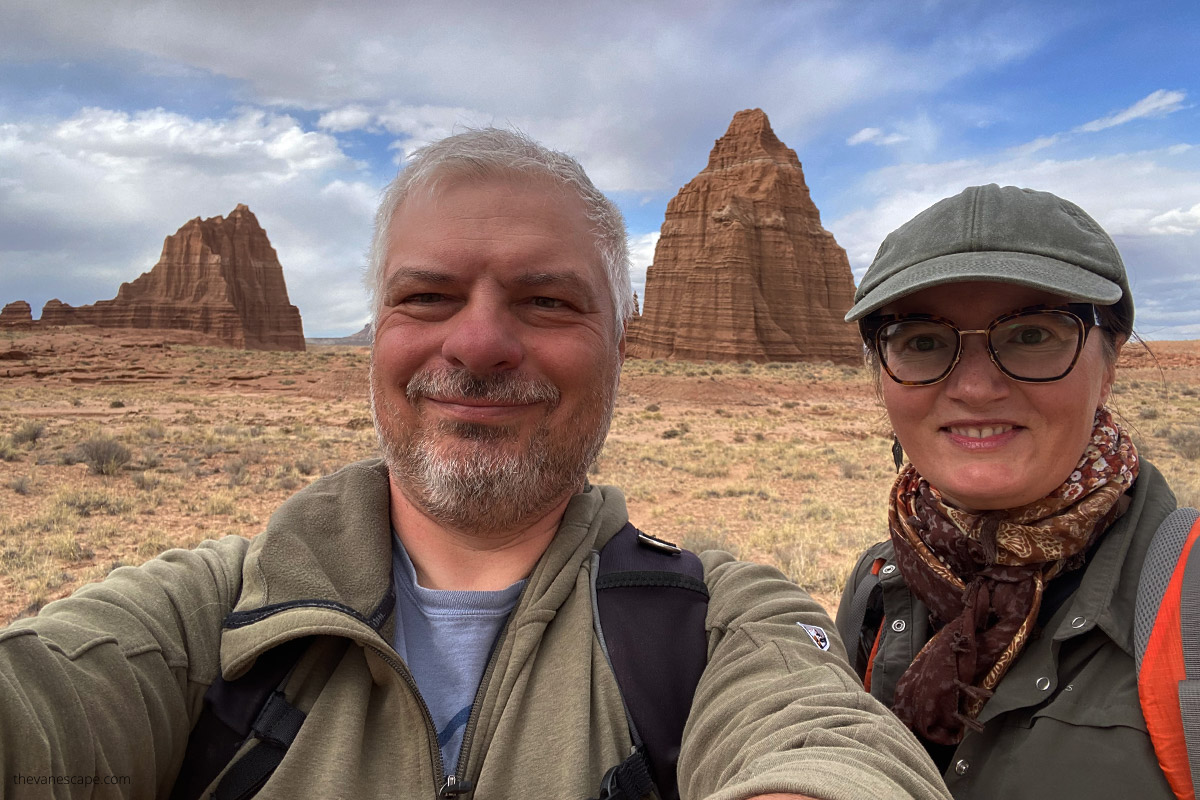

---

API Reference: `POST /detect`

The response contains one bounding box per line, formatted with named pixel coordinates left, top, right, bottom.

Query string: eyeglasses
left=864, top=303, right=1097, bottom=386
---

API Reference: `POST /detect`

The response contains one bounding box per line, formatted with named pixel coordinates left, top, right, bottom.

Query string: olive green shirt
left=837, top=461, right=1178, bottom=799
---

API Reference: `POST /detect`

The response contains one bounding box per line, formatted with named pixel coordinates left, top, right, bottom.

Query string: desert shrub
left=61, top=490, right=132, bottom=517
left=1139, top=407, right=1160, bottom=420
left=1168, top=427, right=1200, bottom=460
left=661, top=428, right=682, bottom=440
left=7, top=475, right=33, bottom=495
left=80, top=436, right=132, bottom=475
left=204, top=494, right=236, bottom=516
left=223, top=458, right=250, bottom=486
left=644, top=403, right=660, bottom=412
left=0, top=437, right=20, bottom=462
left=12, top=421, right=46, bottom=445
left=838, top=459, right=861, bottom=479
left=294, top=457, right=320, bottom=476
left=109, top=399, right=126, bottom=409
left=132, top=471, right=160, bottom=491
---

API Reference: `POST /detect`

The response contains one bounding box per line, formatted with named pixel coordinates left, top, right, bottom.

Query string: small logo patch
left=797, top=622, right=831, bottom=651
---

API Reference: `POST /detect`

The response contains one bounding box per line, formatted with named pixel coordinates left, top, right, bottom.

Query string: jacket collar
left=219, top=458, right=629, bottom=677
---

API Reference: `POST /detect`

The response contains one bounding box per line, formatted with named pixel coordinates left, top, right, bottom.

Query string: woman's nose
left=942, top=333, right=1010, bottom=404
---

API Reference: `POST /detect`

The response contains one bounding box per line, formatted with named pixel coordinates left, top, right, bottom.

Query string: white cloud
left=317, top=106, right=374, bottom=132
left=1076, top=89, right=1187, bottom=133
left=848, top=127, right=911, bottom=147
left=1148, top=202, right=1200, bottom=236
left=628, top=232, right=660, bottom=306
left=0, top=0, right=1062, bottom=195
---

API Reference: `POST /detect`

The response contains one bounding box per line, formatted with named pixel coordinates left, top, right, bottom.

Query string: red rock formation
left=41, top=205, right=305, bottom=351
left=627, top=109, right=860, bottom=363
left=0, top=301, right=33, bottom=327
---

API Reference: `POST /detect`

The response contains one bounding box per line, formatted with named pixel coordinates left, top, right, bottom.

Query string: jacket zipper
left=366, top=643, right=455, bottom=798
left=368, top=603, right=517, bottom=799
left=450, top=610, right=515, bottom=795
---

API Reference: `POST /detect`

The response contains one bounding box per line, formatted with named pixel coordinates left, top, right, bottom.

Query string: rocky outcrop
left=41, top=205, right=305, bottom=351
left=627, top=109, right=860, bottom=363
left=0, top=301, right=33, bottom=327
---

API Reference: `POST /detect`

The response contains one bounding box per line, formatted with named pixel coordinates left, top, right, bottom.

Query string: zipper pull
left=439, top=775, right=474, bottom=797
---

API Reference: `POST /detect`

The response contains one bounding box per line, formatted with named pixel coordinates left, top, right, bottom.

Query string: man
left=0, top=129, right=948, bottom=799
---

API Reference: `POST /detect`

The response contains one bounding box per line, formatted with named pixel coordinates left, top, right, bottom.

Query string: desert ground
left=3, top=325, right=1200, bottom=623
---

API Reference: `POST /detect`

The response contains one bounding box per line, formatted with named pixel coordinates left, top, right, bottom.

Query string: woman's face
left=881, top=281, right=1118, bottom=511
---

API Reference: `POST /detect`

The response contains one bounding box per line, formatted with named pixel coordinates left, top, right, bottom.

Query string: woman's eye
left=1014, top=326, right=1051, bottom=344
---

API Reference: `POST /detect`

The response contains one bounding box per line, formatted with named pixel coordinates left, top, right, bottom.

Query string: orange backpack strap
left=1135, top=507, right=1200, bottom=800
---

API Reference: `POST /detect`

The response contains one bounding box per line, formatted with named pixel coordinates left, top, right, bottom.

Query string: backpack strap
left=836, top=560, right=883, bottom=676
left=169, top=636, right=312, bottom=800
left=591, top=523, right=709, bottom=800
left=1135, top=506, right=1200, bottom=800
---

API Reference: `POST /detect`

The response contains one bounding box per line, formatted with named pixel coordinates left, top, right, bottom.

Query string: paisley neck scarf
left=888, top=408, right=1138, bottom=745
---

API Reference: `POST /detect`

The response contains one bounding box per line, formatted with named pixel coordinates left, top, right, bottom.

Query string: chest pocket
left=1026, top=634, right=1147, bottom=732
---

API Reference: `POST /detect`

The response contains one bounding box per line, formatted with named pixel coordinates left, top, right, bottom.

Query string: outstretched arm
left=678, top=552, right=949, bottom=800
left=0, top=536, right=248, bottom=799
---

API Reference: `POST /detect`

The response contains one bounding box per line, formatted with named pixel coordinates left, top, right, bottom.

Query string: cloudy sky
left=1, top=0, right=1196, bottom=338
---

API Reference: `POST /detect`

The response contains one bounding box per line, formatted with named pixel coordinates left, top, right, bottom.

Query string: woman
left=836, top=184, right=1178, bottom=799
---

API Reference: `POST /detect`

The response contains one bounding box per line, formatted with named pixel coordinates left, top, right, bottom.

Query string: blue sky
left=1, top=0, right=1196, bottom=338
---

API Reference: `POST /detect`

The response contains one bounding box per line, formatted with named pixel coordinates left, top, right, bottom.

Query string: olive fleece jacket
left=0, top=459, right=948, bottom=800
left=837, top=461, right=1177, bottom=799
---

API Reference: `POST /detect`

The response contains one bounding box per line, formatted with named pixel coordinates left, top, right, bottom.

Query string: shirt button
left=1036, top=677, right=1052, bottom=691
left=881, top=564, right=897, bottom=575
left=955, top=759, right=970, bottom=776
left=891, top=619, right=907, bottom=632
left=1071, top=616, right=1086, bottom=629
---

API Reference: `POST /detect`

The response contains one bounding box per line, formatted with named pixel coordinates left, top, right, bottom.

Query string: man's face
left=370, top=174, right=624, bottom=535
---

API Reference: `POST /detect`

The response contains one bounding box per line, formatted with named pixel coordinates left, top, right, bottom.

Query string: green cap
left=845, top=184, right=1133, bottom=331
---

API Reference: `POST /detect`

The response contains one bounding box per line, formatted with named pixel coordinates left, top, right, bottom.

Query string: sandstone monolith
left=41, top=205, right=305, bottom=350
left=627, top=109, right=860, bottom=363
left=0, top=301, right=33, bottom=327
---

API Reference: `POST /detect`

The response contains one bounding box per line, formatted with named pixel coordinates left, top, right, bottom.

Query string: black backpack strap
left=170, top=636, right=312, bottom=800
left=838, top=569, right=881, bottom=676
left=592, top=523, right=709, bottom=800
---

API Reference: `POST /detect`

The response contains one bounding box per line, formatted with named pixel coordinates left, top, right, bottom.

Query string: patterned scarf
left=888, top=408, right=1138, bottom=745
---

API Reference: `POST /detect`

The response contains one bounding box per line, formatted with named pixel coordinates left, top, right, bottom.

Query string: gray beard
left=370, top=364, right=615, bottom=535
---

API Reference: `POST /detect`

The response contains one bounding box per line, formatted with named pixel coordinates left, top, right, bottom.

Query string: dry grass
left=2, top=329, right=1200, bottom=622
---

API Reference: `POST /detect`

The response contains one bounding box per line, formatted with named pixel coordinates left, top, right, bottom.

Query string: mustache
left=405, top=368, right=561, bottom=407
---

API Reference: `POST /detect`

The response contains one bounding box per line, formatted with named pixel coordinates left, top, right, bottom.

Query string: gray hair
left=365, top=128, right=633, bottom=339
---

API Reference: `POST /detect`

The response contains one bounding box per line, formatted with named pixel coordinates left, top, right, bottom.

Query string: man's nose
left=440, top=299, right=523, bottom=373
left=943, top=332, right=1010, bottom=403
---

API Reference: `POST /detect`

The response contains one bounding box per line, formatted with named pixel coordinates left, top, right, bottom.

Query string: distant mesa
left=0, top=301, right=33, bottom=328
left=35, top=204, right=305, bottom=351
left=627, top=108, right=861, bottom=363
left=307, top=323, right=373, bottom=347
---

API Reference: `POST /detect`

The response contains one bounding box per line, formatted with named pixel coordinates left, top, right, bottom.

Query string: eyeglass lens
left=879, top=309, right=1084, bottom=383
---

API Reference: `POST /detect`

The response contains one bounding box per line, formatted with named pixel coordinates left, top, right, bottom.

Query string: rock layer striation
left=40, top=205, right=305, bottom=350
left=627, top=109, right=860, bottom=363
left=0, top=301, right=33, bottom=327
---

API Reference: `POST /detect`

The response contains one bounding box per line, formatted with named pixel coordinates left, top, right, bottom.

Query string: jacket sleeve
left=0, top=536, right=249, bottom=800
left=677, top=552, right=949, bottom=800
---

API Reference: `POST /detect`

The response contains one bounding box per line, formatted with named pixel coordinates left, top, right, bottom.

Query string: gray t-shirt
left=391, top=534, right=525, bottom=774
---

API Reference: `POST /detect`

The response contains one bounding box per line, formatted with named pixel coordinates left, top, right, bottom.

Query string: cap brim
left=844, top=251, right=1125, bottom=322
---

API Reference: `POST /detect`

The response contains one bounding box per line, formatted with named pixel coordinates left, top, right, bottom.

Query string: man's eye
left=404, top=293, right=446, bottom=304
left=530, top=297, right=567, bottom=309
